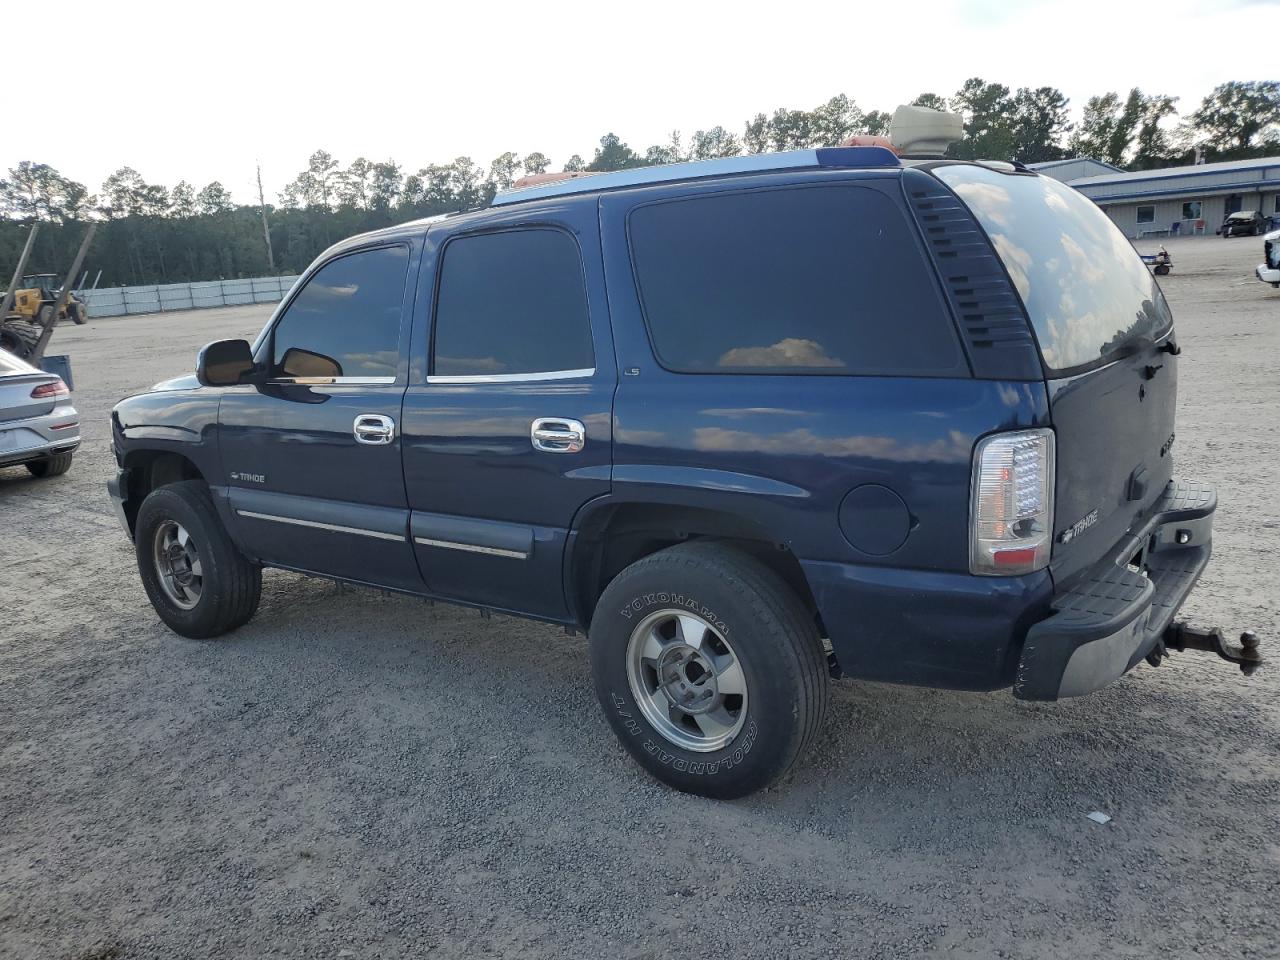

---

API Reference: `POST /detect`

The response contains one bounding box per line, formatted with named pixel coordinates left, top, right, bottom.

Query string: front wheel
left=134, top=480, right=261, bottom=638
left=589, top=542, right=828, bottom=798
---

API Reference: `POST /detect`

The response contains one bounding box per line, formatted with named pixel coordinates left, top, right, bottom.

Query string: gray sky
left=18, top=0, right=1278, bottom=204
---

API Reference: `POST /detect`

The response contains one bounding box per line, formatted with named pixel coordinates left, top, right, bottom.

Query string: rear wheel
left=1154, top=264, right=1170, bottom=276
left=26, top=452, right=73, bottom=477
left=589, top=541, right=828, bottom=798
left=135, top=480, right=261, bottom=638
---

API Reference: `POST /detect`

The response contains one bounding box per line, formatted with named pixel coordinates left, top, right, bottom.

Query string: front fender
left=110, top=386, right=226, bottom=537
left=113, top=388, right=221, bottom=471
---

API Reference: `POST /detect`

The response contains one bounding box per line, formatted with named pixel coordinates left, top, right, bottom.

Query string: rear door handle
left=354, top=414, right=395, bottom=445
left=531, top=418, right=585, bottom=453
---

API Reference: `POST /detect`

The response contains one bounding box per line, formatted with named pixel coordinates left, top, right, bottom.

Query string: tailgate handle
left=1128, top=465, right=1149, bottom=502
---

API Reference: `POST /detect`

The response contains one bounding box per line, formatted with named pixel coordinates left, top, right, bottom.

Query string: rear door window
left=934, top=164, right=1172, bottom=375
left=627, top=185, right=965, bottom=376
left=431, top=228, right=593, bottom=377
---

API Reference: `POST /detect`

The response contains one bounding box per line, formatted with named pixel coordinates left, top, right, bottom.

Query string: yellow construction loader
left=1, top=273, right=88, bottom=359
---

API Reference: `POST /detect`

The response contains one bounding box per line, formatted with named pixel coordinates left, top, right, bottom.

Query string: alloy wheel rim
left=624, top=609, right=748, bottom=753
left=152, top=520, right=203, bottom=610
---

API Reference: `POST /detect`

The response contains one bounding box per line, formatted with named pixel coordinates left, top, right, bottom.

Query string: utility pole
left=1, top=223, right=40, bottom=321
left=257, top=163, right=276, bottom=273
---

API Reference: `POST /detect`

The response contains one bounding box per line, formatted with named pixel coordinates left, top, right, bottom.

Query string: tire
left=134, top=480, right=261, bottom=638
left=68, top=301, right=86, bottom=325
left=589, top=541, right=828, bottom=799
left=26, top=452, right=73, bottom=477
left=1155, top=264, right=1170, bottom=276
left=0, top=320, right=41, bottom=360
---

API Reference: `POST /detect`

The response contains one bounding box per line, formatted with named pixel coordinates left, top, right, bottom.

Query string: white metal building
left=1023, top=157, right=1123, bottom=183
left=1028, top=156, right=1280, bottom=239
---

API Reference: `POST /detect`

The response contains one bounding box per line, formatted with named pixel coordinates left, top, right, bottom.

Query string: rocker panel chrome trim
left=236, top=510, right=406, bottom=542
left=413, top=536, right=528, bottom=560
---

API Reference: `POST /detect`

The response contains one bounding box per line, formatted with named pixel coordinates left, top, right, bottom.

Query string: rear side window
left=934, top=165, right=1173, bottom=375
left=271, top=245, right=408, bottom=380
left=432, top=229, right=593, bottom=377
left=627, top=185, right=964, bottom=375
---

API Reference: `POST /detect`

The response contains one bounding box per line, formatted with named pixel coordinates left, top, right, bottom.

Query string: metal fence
left=80, top=275, right=300, bottom=318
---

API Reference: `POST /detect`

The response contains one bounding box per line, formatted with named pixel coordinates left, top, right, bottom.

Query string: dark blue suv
left=108, top=146, right=1247, bottom=797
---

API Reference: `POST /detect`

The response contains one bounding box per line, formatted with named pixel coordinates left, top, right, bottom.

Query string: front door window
left=270, top=245, right=409, bottom=382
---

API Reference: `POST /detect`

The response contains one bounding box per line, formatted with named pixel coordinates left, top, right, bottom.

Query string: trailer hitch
left=1150, top=622, right=1263, bottom=676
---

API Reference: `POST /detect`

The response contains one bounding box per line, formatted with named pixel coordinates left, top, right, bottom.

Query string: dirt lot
left=2, top=236, right=1278, bottom=960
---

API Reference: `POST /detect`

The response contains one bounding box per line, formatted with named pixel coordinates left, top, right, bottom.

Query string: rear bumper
left=1015, top=479, right=1216, bottom=701
left=0, top=405, right=81, bottom=469
left=801, top=559, right=1053, bottom=691
left=1257, top=264, right=1280, bottom=286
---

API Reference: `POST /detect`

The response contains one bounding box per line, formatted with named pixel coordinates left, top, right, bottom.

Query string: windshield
left=933, top=164, right=1172, bottom=375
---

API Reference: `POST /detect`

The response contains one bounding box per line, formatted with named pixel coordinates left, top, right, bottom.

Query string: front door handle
left=531, top=417, right=585, bottom=453
left=354, top=414, right=395, bottom=445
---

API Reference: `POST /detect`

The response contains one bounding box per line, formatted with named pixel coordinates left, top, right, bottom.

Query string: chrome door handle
left=531, top=417, right=585, bottom=453
left=354, top=414, right=395, bottom=445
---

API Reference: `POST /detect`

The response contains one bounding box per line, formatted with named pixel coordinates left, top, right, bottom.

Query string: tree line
left=2, top=79, right=1277, bottom=289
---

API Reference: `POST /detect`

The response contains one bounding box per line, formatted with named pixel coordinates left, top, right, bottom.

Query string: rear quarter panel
left=596, top=169, right=1054, bottom=689
left=598, top=170, right=1051, bottom=572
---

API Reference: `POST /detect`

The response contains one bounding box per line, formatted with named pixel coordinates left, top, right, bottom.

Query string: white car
left=1258, top=228, right=1280, bottom=288
left=0, top=347, right=80, bottom=477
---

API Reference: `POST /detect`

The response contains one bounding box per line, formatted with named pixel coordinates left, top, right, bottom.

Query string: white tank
left=889, top=105, right=965, bottom=158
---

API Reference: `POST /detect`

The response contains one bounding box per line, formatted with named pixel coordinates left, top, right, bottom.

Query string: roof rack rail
left=490, top=146, right=899, bottom=206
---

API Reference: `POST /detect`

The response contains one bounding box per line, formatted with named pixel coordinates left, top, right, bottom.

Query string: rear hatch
left=933, top=164, right=1177, bottom=586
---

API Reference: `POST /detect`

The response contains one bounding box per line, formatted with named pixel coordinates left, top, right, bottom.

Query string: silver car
left=0, top=348, right=80, bottom=478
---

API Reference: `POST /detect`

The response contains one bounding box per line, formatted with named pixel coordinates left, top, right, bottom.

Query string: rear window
left=627, top=185, right=964, bottom=375
left=934, top=164, right=1172, bottom=375
left=0, top=349, right=35, bottom=375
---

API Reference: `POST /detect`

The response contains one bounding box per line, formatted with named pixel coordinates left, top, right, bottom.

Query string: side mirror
left=196, top=339, right=256, bottom=386
left=279, top=347, right=343, bottom=380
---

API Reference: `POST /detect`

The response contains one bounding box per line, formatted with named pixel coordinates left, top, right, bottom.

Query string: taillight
left=970, top=428, right=1055, bottom=576
left=31, top=379, right=69, bottom=399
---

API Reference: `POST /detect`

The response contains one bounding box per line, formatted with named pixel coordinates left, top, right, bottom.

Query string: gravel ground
left=2, top=236, right=1278, bottom=960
